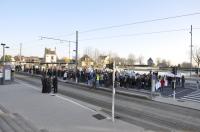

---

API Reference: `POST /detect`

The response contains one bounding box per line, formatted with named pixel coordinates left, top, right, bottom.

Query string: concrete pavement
left=0, top=80, right=145, bottom=132
left=0, top=104, right=41, bottom=132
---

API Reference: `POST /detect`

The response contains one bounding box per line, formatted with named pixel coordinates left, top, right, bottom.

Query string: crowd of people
left=16, top=66, right=185, bottom=92
left=62, top=68, right=153, bottom=90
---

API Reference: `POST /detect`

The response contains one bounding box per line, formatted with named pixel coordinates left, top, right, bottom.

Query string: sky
left=0, top=0, right=200, bottom=65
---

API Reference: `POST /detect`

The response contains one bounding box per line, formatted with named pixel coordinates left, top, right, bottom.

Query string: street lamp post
left=1, top=43, right=9, bottom=85
left=1, top=43, right=9, bottom=65
left=1, top=43, right=5, bottom=64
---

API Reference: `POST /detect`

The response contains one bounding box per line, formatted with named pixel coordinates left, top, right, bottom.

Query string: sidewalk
left=0, top=81, right=144, bottom=132
left=0, top=104, right=41, bottom=132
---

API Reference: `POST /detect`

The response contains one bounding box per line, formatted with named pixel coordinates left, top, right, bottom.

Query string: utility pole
left=69, top=42, right=71, bottom=60
left=75, top=31, right=78, bottom=83
left=190, top=25, right=193, bottom=77
left=20, top=43, right=22, bottom=63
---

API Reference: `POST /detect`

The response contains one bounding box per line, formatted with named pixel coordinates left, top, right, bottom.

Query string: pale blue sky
left=1, top=0, right=200, bottom=65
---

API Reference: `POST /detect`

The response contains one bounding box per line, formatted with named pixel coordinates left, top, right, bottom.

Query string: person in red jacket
left=160, top=77, right=165, bottom=92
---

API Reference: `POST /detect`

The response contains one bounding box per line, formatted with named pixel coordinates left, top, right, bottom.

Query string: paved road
left=14, top=74, right=200, bottom=131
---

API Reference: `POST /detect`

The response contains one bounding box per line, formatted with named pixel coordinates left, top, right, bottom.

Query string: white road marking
left=16, top=79, right=41, bottom=91
left=181, top=98, right=200, bottom=103
left=56, top=94, right=96, bottom=112
left=184, top=92, right=200, bottom=97
left=169, top=89, right=190, bottom=96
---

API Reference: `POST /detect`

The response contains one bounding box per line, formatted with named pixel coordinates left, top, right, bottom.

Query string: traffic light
left=106, top=63, right=113, bottom=69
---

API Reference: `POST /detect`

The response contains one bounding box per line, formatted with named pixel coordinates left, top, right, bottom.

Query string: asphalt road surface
left=15, top=74, right=200, bottom=132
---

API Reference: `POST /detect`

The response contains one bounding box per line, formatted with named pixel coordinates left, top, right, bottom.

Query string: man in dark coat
left=46, top=76, right=52, bottom=93
left=181, top=75, right=185, bottom=88
left=52, top=76, right=58, bottom=93
left=41, top=75, right=46, bottom=93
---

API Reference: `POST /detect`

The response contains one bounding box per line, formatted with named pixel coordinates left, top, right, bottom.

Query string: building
left=44, top=48, right=57, bottom=63
left=80, top=55, right=94, bottom=67
left=97, top=55, right=110, bottom=68
left=147, top=58, right=154, bottom=66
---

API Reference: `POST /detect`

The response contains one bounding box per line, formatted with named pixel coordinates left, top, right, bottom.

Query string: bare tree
left=193, top=47, right=200, bottom=67
left=138, top=56, right=144, bottom=65
left=108, top=51, right=118, bottom=59
left=166, top=60, right=171, bottom=67
left=156, top=58, right=161, bottom=66
left=193, top=47, right=200, bottom=75
left=181, top=62, right=191, bottom=68
left=93, top=48, right=100, bottom=63
left=83, top=47, right=93, bottom=58
left=127, top=54, right=136, bottom=65
left=121, top=57, right=127, bottom=66
left=161, top=59, right=168, bottom=67
left=113, top=56, right=120, bottom=65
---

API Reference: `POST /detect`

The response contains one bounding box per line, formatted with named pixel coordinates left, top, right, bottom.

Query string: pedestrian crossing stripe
left=181, top=97, right=200, bottom=103
left=181, top=90, right=200, bottom=103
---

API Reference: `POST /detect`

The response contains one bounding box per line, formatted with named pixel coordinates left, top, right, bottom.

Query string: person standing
left=160, top=77, right=165, bottom=92
left=41, top=75, right=46, bottom=93
left=92, top=71, right=97, bottom=89
left=96, top=72, right=100, bottom=88
left=63, top=71, right=67, bottom=80
left=52, top=76, right=58, bottom=93
left=46, top=76, right=52, bottom=93
left=181, top=75, right=185, bottom=88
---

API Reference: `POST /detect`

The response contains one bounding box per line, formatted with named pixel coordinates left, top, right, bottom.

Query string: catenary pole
left=190, top=25, right=193, bottom=77
left=20, top=43, right=22, bottom=63
left=75, top=31, right=78, bottom=83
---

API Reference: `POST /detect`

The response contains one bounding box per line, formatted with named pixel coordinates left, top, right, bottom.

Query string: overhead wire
left=79, top=28, right=190, bottom=41
left=50, top=32, right=76, bottom=38
left=37, top=12, right=200, bottom=39
left=79, top=12, right=200, bottom=34
left=37, top=12, right=200, bottom=41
